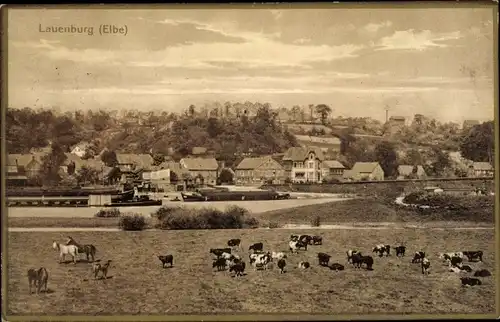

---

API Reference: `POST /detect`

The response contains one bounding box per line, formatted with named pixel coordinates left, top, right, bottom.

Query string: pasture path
left=7, top=222, right=495, bottom=232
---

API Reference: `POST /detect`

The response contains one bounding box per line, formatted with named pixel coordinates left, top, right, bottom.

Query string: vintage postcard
left=2, top=3, right=498, bottom=320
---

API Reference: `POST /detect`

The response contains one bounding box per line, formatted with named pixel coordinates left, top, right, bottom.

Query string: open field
left=8, top=195, right=495, bottom=229
left=6, top=196, right=348, bottom=219
left=6, top=229, right=496, bottom=315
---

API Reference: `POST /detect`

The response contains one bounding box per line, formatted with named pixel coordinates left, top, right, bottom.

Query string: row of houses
left=6, top=145, right=495, bottom=188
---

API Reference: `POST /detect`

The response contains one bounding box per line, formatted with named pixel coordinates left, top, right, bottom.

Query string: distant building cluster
left=6, top=133, right=494, bottom=190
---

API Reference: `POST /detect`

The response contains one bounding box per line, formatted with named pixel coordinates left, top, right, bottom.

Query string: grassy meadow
left=6, top=229, right=496, bottom=315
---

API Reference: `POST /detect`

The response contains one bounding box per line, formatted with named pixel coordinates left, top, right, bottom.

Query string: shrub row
left=95, top=208, right=121, bottom=218
left=151, top=205, right=259, bottom=230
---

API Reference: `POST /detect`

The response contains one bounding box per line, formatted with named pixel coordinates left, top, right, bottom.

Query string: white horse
left=52, top=241, right=78, bottom=264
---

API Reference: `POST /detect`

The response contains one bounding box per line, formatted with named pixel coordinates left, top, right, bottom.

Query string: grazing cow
left=298, top=261, right=310, bottom=269
left=330, top=263, right=345, bottom=271
left=289, top=240, right=307, bottom=253
left=212, top=257, right=227, bottom=271
left=250, top=253, right=271, bottom=269
left=395, top=246, right=406, bottom=257
left=311, top=236, right=323, bottom=245
left=421, top=258, right=431, bottom=275
left=440, top=252, right=464, bottom=261
left=277, top=259, right=286, bottom=274
left=352, top=253, right=374, bottom=270
left=158, top=255, right=174, bottom=268
left=459, top=264, right=473, bottom=273
left=449, top=256, right=463, bottom=268
left=317, top=252, right=331, bottom=267
left=271, top=252, right=287, bottom=261
left=474, top=269, right=492, bottom=277
left=27, top=267, right=48, bottom=294
left=210, top=248, right=231, bottom=258
left=299, top=235, right=312, bottom=245
left=412, top=251, right=426, bottom=263
left=372, top=244, right=387, bottom=257
left=227, top=239, right=241, bottom=248
left=229, top=261, right=246, bottom=277
left=463, top=251, right=483, bottom=262
left=346, top=250, right=360, bottom=264
left=460, top=277, right=482, bottom=287
left=249, top=242, right=264, bottom=253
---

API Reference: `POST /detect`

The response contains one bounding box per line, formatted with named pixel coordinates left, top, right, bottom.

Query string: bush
left=311, top=215, right=321, bottom=227
left=153, top=205, right=259, bottom=230
left=95, top=208, right=121, bottom=218
left=118, top=213, right=147, bottom=231
left=268, top=221, right=279, bottom=229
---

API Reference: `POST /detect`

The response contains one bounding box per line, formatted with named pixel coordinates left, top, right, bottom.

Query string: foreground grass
left=6, top=229, right=495, bottom=315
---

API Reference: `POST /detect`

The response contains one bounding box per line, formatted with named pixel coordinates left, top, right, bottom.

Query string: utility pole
left=384, top=106, right=390, bottom=123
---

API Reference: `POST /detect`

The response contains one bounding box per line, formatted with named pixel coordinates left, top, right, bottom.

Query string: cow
left=311, top=236, right=323, bottom=245
left=290, top=234, right=299, bottom=242
left=158, top=255, right=174, bottom=268
left=249, top=242, right=264, bottom=253
left=317, top=252, right=331, bottom=267
left=229, top=261, right=246, bottom=277
left=460, top=277, right=482, bottom=287
left=352, top=253, right=374, bottom=270
left=210, top=248, right=231, bottom=258
left=251, top=253, right=271, bottom=270
left=412, top=251, right=426, bottom=263
left=330, top=263, right=345, bottom=271
left=395, top=246, right=406, bottom=257
left=212, top=257, right=227, bottom=271
left=373, top=244, right=389, bottom=257
left=298, top=261, right=310, bottom=269
left=421, top=258, right=431, bottom=275
left=299, top=235, right=313, bottom=245
left=227, top=238, right=241, bottom=248
left=449, top=256, right=463, bottom=268
left=277, top=259, right=286, bottom=274
left=474, top=269, right=492, bottom=277
left=462, top=251, right=483, bottom=262
left=289, top=240, right=307, bottom=253
left=346, top=249, right=360, bottom=264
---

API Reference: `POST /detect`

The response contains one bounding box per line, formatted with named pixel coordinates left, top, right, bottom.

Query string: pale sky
left=7, top=6, right=497, bottom=123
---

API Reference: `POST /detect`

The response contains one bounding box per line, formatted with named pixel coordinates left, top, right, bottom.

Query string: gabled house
left=396, top=165, right=427, bottom=180
left=462, top=120, right=480, bottom=131
left=234, top=156, right=286, bottom=185
left=6, top=154, right=29, bottom=186
left=8, top=153, right=45, bottom=179
left=282, top=147, right=324, bottom=183
left=179, top=157, right=219, bottom=185
left=294, top=135, right=342, bottom=154
left=469, top=162, right=494, bottom=177
left=116, top=153, right=154, bottom=172
left=70, top=141, right=90, bottom=158
left=345, top=162, right=385, bottom=181
left=388, top=116, right=406, bottom=126
left=321, top=160, right=346, bottom=181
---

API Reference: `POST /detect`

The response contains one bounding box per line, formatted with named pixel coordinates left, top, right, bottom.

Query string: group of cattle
left=202, top=236, right=491, bottom=288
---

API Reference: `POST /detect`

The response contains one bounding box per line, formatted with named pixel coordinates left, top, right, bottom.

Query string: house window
left=308, top=161, right=314, bottom=169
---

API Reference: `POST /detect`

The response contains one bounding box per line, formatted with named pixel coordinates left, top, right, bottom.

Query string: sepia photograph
left=2, top=3, right=498, bottom=320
